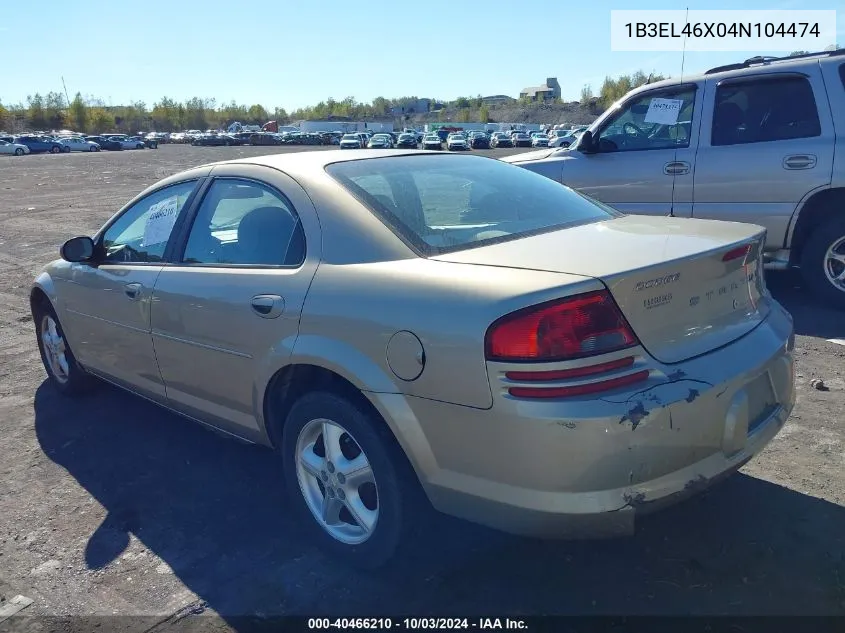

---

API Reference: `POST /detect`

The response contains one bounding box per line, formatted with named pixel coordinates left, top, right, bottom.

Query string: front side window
left=182, top=179, right=305, bottom=266
left=711, top=76, right=821, bottom=146
left=100, top=180, right=197, bottom=263
left=597, top=87, right=696, bottom=152
left=327, top=154, right=619, bottom=255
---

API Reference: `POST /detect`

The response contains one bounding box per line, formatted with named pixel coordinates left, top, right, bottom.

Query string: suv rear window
left=326, top=154, right=619, bottom=256
left=712, top=76, right=821, bottom=146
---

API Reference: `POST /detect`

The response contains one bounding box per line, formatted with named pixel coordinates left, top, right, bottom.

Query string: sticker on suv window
left=645, top=98, right=684, bottom=125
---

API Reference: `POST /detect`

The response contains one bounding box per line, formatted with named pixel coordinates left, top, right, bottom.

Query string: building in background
left=297, top=118, right=394, bottom=133
left=519, top=77, right=561, bottom=101
left=481, top=95, right=516, bottom=106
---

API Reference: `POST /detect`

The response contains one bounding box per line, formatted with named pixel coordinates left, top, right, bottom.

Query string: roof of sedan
left=201, top=149, right=437, bottom=175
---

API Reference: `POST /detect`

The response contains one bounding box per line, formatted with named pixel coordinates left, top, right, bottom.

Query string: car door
left=561, top=84, right=702, bottom=217
left=58, top=178, right=203, bottom=400
left=692, top=70, right=834, bottom=252
left=149, top=165, right=320, bottom=439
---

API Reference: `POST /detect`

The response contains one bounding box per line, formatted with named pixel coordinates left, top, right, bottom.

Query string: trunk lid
left=433, top=216, right=771, bottom=364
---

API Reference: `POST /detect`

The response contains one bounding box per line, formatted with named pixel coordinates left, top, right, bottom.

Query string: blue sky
left=1, top=0, right=842, bottom=111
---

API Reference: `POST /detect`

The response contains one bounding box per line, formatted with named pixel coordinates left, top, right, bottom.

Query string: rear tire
left=281, top=391, right=417, bottom=569
left=50, top=146, right=61, bottom=154
left=800, top=215, right=845, bottom=309
left=33, top=300, right=95, bottom=396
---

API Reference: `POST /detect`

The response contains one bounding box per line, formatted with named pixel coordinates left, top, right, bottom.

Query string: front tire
left=800, top=215, right=845, bottom=309
left=14, top=148, right=24, bottom=156
left=50, top=146, right=61, bottom=154
left=282, top=391, right=411, bottom=569
left=33, top=300, right=95, bottom=396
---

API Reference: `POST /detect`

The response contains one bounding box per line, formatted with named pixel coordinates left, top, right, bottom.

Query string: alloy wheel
left=295, top=417, right=379, bottom=545
left=41, top=314, right=69, bottom=383
left=823, top=235, right=845, bottom=293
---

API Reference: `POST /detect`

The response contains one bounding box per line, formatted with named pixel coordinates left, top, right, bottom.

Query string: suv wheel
left=800, top=215, right=845, bottom=309
left=282, top=391, right=414, bottom=568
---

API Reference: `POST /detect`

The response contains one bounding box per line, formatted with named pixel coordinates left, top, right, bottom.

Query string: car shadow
left=766, top=269, right=844, bottom=339
left=34, top=381, right=845, bottom=620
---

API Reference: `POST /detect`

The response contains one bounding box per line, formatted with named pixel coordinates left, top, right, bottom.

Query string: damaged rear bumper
left=375, top=301, right=795, bottom=539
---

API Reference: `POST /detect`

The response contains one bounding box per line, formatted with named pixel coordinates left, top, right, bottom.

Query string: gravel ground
left=0, top=145, right=843, bottom=630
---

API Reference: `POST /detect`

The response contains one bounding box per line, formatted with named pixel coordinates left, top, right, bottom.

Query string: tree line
left=0, top=92, right=434, bottom=134
left=0, top=70, right=670, bottom=134
left=580, top=71, right=668, bottom=108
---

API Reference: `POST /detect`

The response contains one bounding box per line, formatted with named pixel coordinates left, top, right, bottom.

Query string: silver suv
left=505, top=49, right=845, bottom=308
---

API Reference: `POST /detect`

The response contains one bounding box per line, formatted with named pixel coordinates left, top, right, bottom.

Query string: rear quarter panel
left=298, top=258, right=601, bottom=409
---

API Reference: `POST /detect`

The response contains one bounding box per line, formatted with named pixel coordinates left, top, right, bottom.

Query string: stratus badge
left=635, top=272, right=681, bottom=292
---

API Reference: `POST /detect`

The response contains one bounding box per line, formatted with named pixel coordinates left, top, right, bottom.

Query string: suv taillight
left=485, top=290, right=639, bottom=362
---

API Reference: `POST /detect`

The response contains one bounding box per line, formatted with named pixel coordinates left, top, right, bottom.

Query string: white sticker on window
left=644, top=98, right=684, bottom=125
left=142, top=197, right=179, bottom=247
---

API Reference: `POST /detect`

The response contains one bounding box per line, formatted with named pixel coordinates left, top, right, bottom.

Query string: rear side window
left=182, top=179, right=305, bottom=267
left=711, top=76, right=821, bottom=146
left=326, top=154, right=619, bottom=256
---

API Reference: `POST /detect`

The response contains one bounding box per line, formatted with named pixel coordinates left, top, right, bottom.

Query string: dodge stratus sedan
left=32, top=150, right=795, bottom=567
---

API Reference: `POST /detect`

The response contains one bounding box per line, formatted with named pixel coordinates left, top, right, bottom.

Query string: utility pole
left=61, top=77, right=71, bottom=107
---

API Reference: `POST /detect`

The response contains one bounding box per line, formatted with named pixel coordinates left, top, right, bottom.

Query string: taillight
left=722, top=244, right=751, bottom=262
left=485, top=290, right=639, bottom=362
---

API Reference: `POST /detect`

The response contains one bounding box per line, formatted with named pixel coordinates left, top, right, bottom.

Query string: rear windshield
left=325, top=154, right=619, bottom=255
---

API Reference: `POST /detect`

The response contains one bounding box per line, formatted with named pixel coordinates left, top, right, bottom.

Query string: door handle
left=250, top=294, right=285, bottom=319
left=124, top=282, right=143, bottom=300
left=664, top=161, right=690, bottom=175
left=782, top=154, right=816, bottom=170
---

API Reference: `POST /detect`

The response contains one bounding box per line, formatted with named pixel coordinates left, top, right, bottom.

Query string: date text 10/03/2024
left=307, top=618, right=528, bottom=630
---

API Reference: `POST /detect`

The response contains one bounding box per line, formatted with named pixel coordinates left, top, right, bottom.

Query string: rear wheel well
left=790, top=188, right=845, bottom=265
left=263, top=363, right=424, bottom=491
left=264, top=365, right=386, bottom=448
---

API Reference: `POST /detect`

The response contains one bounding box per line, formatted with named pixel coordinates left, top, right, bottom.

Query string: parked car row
left=338, top=129, right=545, bottom=152
left=0, top=132, right=157, bottom=156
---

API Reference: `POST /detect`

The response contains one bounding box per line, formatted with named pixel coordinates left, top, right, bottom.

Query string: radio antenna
left=668, top=7, right=689, bottom=218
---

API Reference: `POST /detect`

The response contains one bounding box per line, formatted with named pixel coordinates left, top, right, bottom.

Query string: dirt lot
left=0, top=144, right=844, bottom=629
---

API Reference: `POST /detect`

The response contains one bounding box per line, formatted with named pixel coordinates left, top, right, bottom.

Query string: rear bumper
left=370, top=301, right=795, bottom=538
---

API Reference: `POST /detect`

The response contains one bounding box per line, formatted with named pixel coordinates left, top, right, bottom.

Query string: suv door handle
left=783, top=154, right=816, bottom=170
left=250, top=294, right=285, bottom=319
left=664, top=161, right=690, bottom=175
left=124, top=282, right=143, bottom=300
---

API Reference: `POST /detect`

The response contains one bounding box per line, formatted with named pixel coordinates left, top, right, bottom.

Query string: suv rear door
left=692, top=67, right=834, bottom=252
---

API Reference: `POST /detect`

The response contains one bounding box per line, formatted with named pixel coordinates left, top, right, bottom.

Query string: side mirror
left=578, top=130, right=596, bottom=153
left=60, top=236, right=96, bottom=262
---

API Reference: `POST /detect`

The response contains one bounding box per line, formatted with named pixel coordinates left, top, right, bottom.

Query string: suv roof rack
left=705, top=48, right=845, bottom=75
